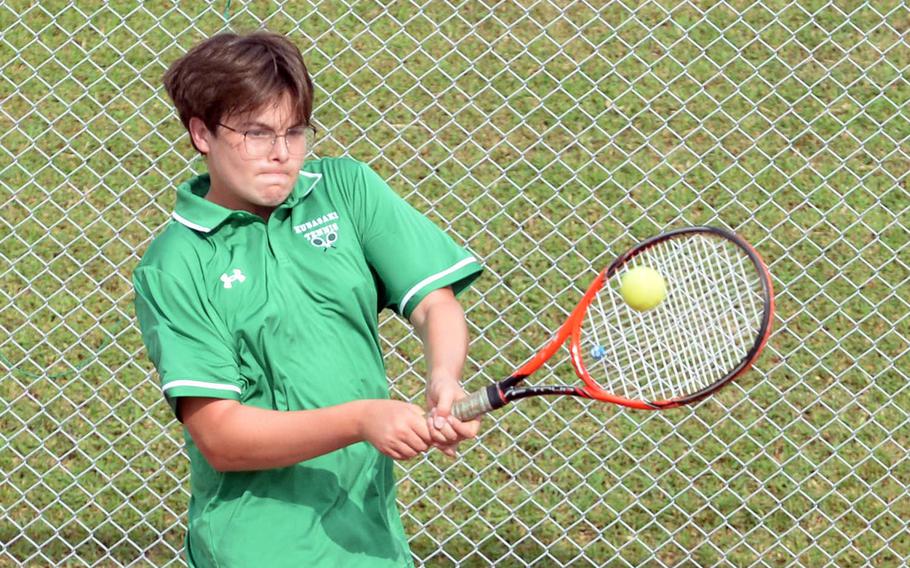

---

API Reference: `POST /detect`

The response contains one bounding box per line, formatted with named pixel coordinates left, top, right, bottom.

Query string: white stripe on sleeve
left=162, top=380, right=242, bottom=394
left=399, top=256, right=478, bottom=314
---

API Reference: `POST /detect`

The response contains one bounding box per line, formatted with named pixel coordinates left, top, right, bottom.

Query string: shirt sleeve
left=133, top=265, right=242, bottom=419
left=347, top=161, right=483, bottom=318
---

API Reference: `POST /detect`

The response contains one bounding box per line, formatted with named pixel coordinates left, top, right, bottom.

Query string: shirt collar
left=283, top=169, right=322, bottom=208
left=171, top=168, right=323, bottom=233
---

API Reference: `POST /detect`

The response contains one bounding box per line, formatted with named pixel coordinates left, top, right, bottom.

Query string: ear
left=188, top=117, right=212, bottom=154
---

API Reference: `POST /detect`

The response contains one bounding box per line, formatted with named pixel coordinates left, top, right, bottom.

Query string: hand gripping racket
left=452, top=226, right=774, bottom=420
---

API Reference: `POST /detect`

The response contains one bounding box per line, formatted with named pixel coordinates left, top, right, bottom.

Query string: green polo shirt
left=132, top=157, right=482, bottom=568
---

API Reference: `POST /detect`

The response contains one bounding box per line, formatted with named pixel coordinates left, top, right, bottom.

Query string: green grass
left=2, top=0, right=909, bottom=566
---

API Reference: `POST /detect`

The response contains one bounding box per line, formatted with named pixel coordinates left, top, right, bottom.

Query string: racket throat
left=507, top=385, right=583, bottom=401
left=485, top=384, right=508, bottom=411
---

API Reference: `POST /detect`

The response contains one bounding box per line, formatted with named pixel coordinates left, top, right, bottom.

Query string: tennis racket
left=452, top=226, right=774, bottom=420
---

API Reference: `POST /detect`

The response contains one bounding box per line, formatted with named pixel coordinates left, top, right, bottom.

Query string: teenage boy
left=133, top=31, right=482, bottom=567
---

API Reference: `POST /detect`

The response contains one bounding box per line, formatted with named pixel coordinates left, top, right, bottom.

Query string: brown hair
left=163, top=31, right=314, bottom=152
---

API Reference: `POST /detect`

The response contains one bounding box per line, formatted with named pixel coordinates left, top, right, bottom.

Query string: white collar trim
left=298, top=170, right=322, bottom=198
left=172, top=212, right=212, bottom=233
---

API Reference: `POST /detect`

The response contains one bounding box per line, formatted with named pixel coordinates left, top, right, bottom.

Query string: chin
left=257, top=187, right=293, bottom=206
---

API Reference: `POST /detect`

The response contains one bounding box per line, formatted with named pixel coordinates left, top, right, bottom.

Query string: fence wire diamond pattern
left=1, top=1, right=908, bottom=566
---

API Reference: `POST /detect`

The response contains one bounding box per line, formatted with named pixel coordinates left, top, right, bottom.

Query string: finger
left=433, top=415, right=461, bottom=443
left=427, top=407, right=459, bottom=441
left=385, top=448, right=405, bottom=461
left=447, top=415, right=481, bottom=440
left=392, top=441, right=419, bottom=460
left=430, top=441, right=457, bottom=457
left=405, top=404, right=434, bottom=444
left=402, top=426, right=431, bottom=453
left=436, top=444, right=457, bottom=458
left=412, top=415, right=434, bottom=445
left=402, top=437, right=428, bottom=455
left=427, top=410, right=451, bottom=444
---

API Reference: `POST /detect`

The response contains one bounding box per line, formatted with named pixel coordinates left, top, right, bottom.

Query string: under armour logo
left=220, top=269, right=246, bottom=289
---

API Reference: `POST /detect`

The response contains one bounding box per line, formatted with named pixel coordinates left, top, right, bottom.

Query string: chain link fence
left=2, top=1, right=908, bottom=565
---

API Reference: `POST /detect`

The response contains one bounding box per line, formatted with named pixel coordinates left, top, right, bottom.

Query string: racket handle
left=452, top=385, right=504, bottom=421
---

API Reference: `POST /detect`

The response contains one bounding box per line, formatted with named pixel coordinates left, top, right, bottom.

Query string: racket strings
left=582, top=234, right=765, bottom=402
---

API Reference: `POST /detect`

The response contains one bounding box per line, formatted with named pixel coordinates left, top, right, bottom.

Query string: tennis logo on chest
left=220, top=269, right=246, bottom=289
left=293, top=211, right=340, bottom=251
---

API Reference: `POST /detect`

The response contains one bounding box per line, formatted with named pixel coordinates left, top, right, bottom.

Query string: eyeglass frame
left=216, top=122, right=316, bottom=158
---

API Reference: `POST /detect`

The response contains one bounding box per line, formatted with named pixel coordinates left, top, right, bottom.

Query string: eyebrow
left=237, top=121, right=305, bottom=130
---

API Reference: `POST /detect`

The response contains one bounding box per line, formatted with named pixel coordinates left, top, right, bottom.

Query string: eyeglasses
left=217, top=123, right=316, bottom=158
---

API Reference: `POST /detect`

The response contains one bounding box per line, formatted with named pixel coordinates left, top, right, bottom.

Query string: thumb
left=435, top=385, right=457, bottom=415
left=431, top=384, right=456, bottom=428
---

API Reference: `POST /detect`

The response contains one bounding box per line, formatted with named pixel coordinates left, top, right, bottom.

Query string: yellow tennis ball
left=619, top=266, right=667, bottom=311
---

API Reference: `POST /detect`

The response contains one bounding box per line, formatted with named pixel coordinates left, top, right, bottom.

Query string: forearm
left=411, top=289, right=481, bottom=451
left=184, top=398, right=372, bottom=472
left=417, top=297, right=468, bottom=383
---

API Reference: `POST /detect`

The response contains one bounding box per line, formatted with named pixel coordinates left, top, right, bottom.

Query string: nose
left=269, top=134, right=290, bottom=161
